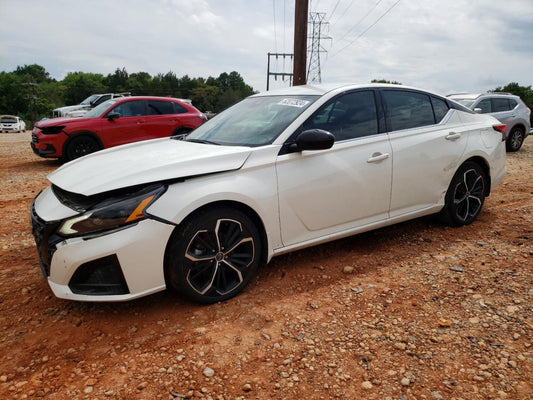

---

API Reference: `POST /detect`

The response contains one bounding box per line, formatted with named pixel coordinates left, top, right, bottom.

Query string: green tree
left=190, top=85, right=219, bottom=112
left=14, top=64, right=52, bottom=83
left=0, top=71, right=26, bottom=116
left=371, top=79, right=402, bottom=85
left=103, top=67, right=129, bottom=93
left=62, top=72, right=105, bottom=105
left=127, top=72, right=152, bottom=95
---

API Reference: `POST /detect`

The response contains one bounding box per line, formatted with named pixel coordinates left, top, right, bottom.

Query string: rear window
left=492, top=98, right=510, bottom=112
left=383, top=90, right=435, bottom=131
left=147, top=100, right=175, bottom=115
left=431, top=97, right=450, bottom=123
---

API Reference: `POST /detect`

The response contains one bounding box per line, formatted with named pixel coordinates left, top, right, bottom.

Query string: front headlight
left=58, top=185, right=166, bottom=237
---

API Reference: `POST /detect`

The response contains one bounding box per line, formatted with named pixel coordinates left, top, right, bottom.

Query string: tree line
left=0, top=64, right=255, bottom=127
left=1, top=65, right=531, bottom=128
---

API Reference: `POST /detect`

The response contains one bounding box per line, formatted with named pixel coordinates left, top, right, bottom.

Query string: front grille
left=30, top=202, right=62, bottom=277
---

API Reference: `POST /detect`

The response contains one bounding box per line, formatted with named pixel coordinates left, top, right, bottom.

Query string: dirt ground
left=0, top=132, right=531, bottom=400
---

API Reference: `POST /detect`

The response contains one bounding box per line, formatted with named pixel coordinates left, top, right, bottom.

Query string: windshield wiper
left=184, top=138, right=220, bottom=145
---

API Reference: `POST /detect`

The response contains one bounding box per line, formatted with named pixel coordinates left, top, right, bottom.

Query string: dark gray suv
left=448, top=93, right=531, bottom=151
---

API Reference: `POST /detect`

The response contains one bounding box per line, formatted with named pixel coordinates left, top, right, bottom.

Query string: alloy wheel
left=184, top=218, right=255, bottom=296
left=453, top=168, right=485, bottom=223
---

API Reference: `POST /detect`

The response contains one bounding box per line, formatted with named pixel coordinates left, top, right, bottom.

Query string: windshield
left=1, top=117, right=17, bottom=123
left=80, top=95, right=99, bottom=105
left=84, top=99, right=118, bottom=118
left=186, top=95, right=319, bottom=146
left=453, top=99, right=475, bottom=108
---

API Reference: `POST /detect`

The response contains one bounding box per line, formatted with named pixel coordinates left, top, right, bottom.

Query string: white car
left=31, top=84, right=506, bottom=303
left=1, top=115, right=26, bottom=132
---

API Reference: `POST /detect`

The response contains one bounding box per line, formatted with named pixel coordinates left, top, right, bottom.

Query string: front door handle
left=367, top=152, right=390, bottom=163
left=446, top=132, right=461, bottom=141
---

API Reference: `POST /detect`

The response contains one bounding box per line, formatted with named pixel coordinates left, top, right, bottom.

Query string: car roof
left=113, top=96, right=187, bottom=102
left=254, top=83, right=449, bottom=99
left=448, top=92, right=518, bottom=100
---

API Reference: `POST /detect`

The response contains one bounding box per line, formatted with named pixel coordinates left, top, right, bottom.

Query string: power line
left=336, top=0, right=384, bottom=43
left=272, top=0, right=278, bottom=53
left=330, top=0, right=357, bottom=27
left=283, top=0, right=286, bottom=52
left=328, top=0, right=342, bottom=21
left=330, top=0, right=402, bottom=59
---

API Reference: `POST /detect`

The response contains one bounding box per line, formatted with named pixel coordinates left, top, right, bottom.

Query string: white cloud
left=0, top=0, right=531, bottom=94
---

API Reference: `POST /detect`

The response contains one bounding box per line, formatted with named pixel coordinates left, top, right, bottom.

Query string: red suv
left=32, top=96, right=207, bottom=161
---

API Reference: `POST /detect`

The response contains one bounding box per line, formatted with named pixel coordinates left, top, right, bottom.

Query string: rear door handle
left=367, top=152, right=390, bottom=163
left=445, top=132, right=461, bottom=141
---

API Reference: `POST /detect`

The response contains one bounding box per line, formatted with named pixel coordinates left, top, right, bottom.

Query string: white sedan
left=31, top=84, right=506, bottom=303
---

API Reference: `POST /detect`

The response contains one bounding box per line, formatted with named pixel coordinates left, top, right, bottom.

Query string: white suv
left=448, top=92, right=531, bottom=152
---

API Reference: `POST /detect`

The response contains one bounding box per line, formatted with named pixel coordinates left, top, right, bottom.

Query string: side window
left=303, top=91, right=378, bottom=141
left=508, top=99, right=518, bottom=109
left=110, top=100, right=146, bottom=117
left=431, top=96, right=450, bottom=123
left=492, top=98, right=510, bottom=112
left=383, top=90, right=435, bottom=131
left=476, top=99, right=492, bottom=113
left=173, top=103, right=188, bottom=114
left=93, top=95, right=111, bottom=106
left=147, top=100, right=175, bottom=115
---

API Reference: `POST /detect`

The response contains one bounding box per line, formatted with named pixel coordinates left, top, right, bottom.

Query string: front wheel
left=440, top=162, right=486, bottom=226
left=65, top=135, right=100, bottom=161
left=506, top=126, right=525, bottom=152
left=165, top=207, right=262, bottom=303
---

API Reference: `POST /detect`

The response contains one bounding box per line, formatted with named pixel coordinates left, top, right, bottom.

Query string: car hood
left=53, top=104, right=90, bottom=113
left=48, top=138, right=252, bottom=196
left=36, top=116, right=96, bottom=127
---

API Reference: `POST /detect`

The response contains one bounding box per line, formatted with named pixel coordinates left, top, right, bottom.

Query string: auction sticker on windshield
left=277, top=98, right=310, bottom=108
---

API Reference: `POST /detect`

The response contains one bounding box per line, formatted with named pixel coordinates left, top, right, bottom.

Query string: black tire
left=440, top=161, right=486, bottom=226
left=65, top=135, right=101, bottom=161
left=171, top=127, right=192, bottom=140
left=165, top=207, right=262, bottom=303
left=506, top=126, right=525, bottom=152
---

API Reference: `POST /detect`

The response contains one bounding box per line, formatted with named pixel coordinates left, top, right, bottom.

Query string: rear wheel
left=171, top=127, right=192, bottom=140
left=506, top=126, right=525, bottom=152
left=65, top=135, right=100, bottom=161
left=440, top=162, right=486, bottom=226
left=165, top=207, right=261, bottom=303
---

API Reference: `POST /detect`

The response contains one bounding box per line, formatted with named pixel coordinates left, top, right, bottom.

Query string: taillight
left=526, top=107, right=531, bottom=116
left=492, top=124, right=507, bottom=142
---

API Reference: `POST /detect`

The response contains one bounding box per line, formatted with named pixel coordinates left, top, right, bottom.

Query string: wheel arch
left=164, top=199, right=270, bottom=266
left=460, top=156, right=491, bottom=197
left=62, top=131, right=103, bottom=155
left=508, top=122, right=526, bottom=133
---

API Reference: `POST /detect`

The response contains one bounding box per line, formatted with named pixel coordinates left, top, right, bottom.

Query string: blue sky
left=1, top=0, right=532, bottom=95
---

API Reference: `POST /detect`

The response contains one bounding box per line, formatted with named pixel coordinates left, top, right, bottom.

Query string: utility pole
left=266, top=53, right=294, bottom=90
left=22, top=76, right=38, bottom=124
left=293, top=0, right=308, bottom=86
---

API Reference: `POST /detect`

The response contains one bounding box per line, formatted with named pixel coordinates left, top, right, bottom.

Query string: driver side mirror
left=107, top=112, right=120, bottom=120
left=473, top=108, right=483, bottom=114
left=289, top=129, right=335, bottom=152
